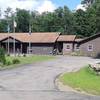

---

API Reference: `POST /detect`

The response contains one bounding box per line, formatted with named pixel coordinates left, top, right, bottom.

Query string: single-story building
left=57, top=32, right=100, bottom=57
left=0, top=32, right=60, bottom=55
left=0, top=32, right=100, bottom=56
left=57, top=35, right=76, bottom=54
left=76, top=33, right=100, bottom=57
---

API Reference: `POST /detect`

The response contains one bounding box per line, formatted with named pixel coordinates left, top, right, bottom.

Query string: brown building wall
left=63, top=42, right=73, bottom=54
left=29, top=43, right=54, bottom=55
left=78, top=37, right=100, bottom=57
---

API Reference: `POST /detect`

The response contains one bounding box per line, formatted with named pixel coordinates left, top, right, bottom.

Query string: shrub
left=7, top=54, right=10, bottom=56
left=94, top=53, right=100, bottom=58
left=0, top=48, right=6, bottom=65
left=12, top=59, right=20, bottom=64
left=23, top=54, right=26, bottom=57
left=6, top=61, right=12, bottom=65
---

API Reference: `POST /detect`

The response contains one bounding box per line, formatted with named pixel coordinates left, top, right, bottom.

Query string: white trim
left=76, top=46, right=80, bottom=51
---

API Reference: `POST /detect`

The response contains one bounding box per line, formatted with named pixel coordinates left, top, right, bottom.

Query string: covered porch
left=0, top=36, right=29, bottom=55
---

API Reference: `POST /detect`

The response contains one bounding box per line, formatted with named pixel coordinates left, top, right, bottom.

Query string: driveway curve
left=0, top=56, right=100, bottom=100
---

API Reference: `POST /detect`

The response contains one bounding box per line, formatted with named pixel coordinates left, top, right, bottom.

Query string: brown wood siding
left=29, top=43, right=54, bottom=55
left=79, top=36, right=100, bottom=57
left=63, top=42, right=74, bottom=54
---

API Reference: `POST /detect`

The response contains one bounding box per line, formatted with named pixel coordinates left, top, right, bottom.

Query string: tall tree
left=4, top=7, right=13, bottom=32
left=16, top=9, right=30, bottom=32
left=31, top=11, right=40, bottom=32
left=94, top=0, right=100, bottom=32
left=62, top=6, right=75, bottom=34
left=0, top=8, right=1, bottom=19
left=81, top=0, right=95, bottom=7
left=0, top=19, right=8, bottom=32
left=52, top=6, right=75, bottom=34
left=74, top=9, right=92, bottom=37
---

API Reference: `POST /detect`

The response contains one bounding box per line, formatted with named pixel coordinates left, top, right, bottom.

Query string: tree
left=51, top=6, right=75, bottom=34
left=62, top=6, right=75, bottom=34
left=86, top=7, right=97, bottom=34
left=16, top=9, right=30, bottom=32
left=0, top=19, right=8, bottom=32
left=74, top=9, right=94, bottom=37
left=31, top=11, right=40, bottom=32
left=85, top=0, right=100, bottom=33
left=94, top=0, right=100, bottom=32
left=0, top=8, right=1, bottom=19
left=4, top=7, right=13, bottom=32
left=0, top=4, right=98, bottom=37
left=81, top=0, right=95, bottom=7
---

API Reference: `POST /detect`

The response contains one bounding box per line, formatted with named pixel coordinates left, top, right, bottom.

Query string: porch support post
left=21, top=43, right=22, bottom=54
left=7, top=37, right=10, bottom=54
left=0, top=42, right=1, bottom=48
left=6, top=42, right=8, bottom=53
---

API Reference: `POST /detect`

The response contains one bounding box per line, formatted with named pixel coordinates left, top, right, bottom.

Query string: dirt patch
left=55, top=78, right=76, bottom=92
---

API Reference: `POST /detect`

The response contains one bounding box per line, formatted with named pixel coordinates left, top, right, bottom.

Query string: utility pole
left=7, top=24, right=10, bottom=55
left=29, top=25, right=31, bottom=54
left=13, top=22, right=15, bottom=56
left=13, top=13, right=17, bottom=56
left=28, top=10, right=32, bottom=54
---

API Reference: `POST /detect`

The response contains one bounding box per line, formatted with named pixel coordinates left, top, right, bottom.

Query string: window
left=76, top=45, right=80, bottom=51
left=66, top=45, right=70, bottom=49
left=87, top=44, right=93, bottom=51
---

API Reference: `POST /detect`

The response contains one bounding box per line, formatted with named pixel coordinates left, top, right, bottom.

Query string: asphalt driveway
left=0, top=56, right=100, bottom=100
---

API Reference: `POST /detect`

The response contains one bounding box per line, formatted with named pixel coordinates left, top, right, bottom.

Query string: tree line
left=0, top=0, right=100, bottom=37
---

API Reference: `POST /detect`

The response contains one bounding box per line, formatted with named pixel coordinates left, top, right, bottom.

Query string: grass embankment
left=60, top=66, right=100, bottom=95
left=0, top=55, right=54, bottom=70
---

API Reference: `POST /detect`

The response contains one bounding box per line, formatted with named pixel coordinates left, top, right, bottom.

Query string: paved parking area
left=0, top=56, right=100, bottom=100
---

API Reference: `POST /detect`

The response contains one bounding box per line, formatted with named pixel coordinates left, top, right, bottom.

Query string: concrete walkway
left=0, top=56, right=100, bottom=100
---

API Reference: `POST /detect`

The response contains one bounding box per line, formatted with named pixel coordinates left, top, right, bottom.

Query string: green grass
left=59, top=66, right=100, bottom=95
left=0, top=55, right=54, bottom=70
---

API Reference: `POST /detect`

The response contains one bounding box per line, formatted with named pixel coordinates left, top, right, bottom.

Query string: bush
left=0, top=48, right=6, bottom=65
left=7, top=54, right=10, bottom=56
left=12, top=59, right=20, bottom=64
left=94, top=53, right=100, bottom=58
left=6, top=61, right=12, bottom=65
left=23, top=54, right=26, bottom=57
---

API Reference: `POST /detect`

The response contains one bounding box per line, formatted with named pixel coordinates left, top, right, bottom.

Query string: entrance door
left=58, top=42, right=63, bottom=54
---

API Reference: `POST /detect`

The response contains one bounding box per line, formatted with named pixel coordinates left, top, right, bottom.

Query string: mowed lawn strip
left=59, top=66, right=100, bottom=95
left=6, top=55, right=54, bottom=64
left=0, top=55, right=54, bottom=70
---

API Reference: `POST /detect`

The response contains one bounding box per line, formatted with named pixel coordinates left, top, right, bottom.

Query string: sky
left=0, top=0, right=85, bottom=15
left=53, top=0, right=82, bottom=10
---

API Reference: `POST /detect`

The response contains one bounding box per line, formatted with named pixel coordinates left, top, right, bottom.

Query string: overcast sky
left=0, top=0, right=85, bottom=14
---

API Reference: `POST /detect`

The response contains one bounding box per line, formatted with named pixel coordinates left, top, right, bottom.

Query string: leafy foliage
left=12, top=59, right=20, bottom=64
left=16, top=9, right=30, bottom=32
left=6, top=60, right=12, bottom=65
left=0, top=48, right=6, bottom=65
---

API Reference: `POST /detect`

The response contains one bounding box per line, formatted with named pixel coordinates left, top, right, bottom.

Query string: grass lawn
left=59, top=66, right=100, bottom=95
left=0, top=55, right=54, bottom=70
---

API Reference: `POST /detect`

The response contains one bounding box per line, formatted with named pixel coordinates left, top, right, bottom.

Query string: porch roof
left=0, top=32, right=60, bottom=43
left=57, top=35, right=76, bottom=42
left=0, top=34, right=8, bottom=41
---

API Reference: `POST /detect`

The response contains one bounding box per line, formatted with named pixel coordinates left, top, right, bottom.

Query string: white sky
left=76, top=4, right=86, bottom=11
left=0, top=0, right=85, bottom=18
left=0, top=0, right=56, bottom=14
